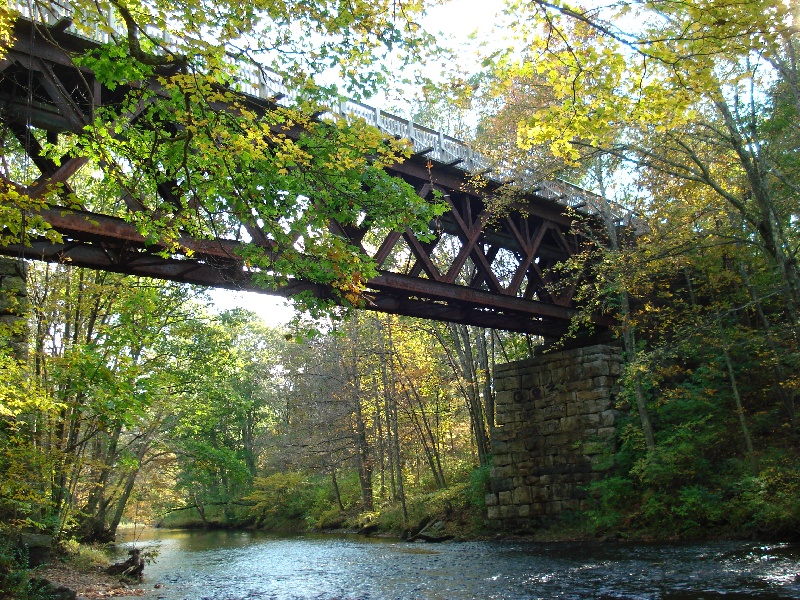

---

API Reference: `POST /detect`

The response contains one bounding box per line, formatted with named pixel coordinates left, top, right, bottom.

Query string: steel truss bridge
left=0, top=11, right=611, bottom=336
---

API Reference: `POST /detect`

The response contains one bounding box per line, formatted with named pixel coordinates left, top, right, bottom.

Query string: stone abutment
left=486, top=344, right=622, bottom=530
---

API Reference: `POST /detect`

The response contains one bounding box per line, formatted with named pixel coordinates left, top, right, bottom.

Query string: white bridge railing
left=11, top=1, right=609, bottom=215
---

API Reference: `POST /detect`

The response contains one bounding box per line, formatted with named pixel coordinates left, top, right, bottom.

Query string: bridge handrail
left=10, top=2, right=488, bottom=168
left=10, top=1, right=628, bottom=221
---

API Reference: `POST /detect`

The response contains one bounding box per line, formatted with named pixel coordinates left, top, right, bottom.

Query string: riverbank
left=31, top=562, right=150, bottom=599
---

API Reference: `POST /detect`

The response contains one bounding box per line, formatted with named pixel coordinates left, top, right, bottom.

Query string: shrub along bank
left=157, top=467, right=492, bottom=541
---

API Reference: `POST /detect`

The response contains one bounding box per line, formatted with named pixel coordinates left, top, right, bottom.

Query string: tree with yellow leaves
left=487, top=0, right=799, bottom=322
left=464, top=0, right=800, bottom=535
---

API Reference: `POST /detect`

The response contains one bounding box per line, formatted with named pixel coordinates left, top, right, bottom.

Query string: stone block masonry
left=486, top=344, right=622, bottom=530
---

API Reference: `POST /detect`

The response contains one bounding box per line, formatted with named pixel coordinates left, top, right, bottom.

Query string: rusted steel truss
left=0, top=22, right=600, bottom=336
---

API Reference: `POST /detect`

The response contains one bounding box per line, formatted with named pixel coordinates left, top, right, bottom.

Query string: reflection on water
left=115, top=529, right=800, bottom=599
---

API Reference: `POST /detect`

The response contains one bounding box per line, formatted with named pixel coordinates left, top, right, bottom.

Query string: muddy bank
left=32, top=561, right=150, bottom=599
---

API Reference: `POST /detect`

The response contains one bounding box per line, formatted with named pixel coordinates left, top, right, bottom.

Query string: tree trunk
left=347, top=325, right=373, bottom=511
left=385, top=320, right=407, bottom=523
left=376, top=321, right=397, bottom=502
left=398, top=386, right=446, bottom=488
left=593, top=161, right=656, bottom=452
left=374, top=385, right=387, bottom=500
left=714, top=97, right=800, bottom=326
left=476, top=328, right=494, bottom=433
left=108, top=438, right=153, bottom=537
left=441, top=323, right=491, bottom=465
left=330, top=467, right=343, bottom=511
left=395, top=352, right=446, bottom=488
left=620, top=305, right=657, bottom=452
left=722, top=345, right=759, bottom=476
left=353, top=390, right=374, bottom=511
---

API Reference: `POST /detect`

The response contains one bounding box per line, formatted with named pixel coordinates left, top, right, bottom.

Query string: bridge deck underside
left=0, top=21, right=600, bottom=335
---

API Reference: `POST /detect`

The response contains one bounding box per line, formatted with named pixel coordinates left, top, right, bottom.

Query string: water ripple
left=115, top=531, right=800, bottom=600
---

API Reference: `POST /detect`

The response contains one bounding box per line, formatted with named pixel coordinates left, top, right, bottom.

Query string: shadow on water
left=115, top=530, right=800, bottom=599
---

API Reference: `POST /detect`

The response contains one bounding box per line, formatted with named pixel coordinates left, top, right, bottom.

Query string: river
left=115, top=529, right=800, bottom=599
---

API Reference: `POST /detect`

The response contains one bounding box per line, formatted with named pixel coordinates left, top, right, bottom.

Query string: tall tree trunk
left=476, top=328, right=494, bottom=433
left=330, top=466, right=343, bottom=511
left=398, top=387, right=446, bottom=488
left=84, top=423, right=122, bottom=516
left=347, top=325, right=373, bottom=511
left=194, top=493, right=209, bottom=529
left=385, top=319, right=407, bottom=523
left=439, top=324, right=491, bottom=466
left=722, top=345, right=759, bottom=476
left=593, top=162, right=656, bottom=452
left=395, top=352, right=446, bottom=488
left=79, top=423, right=123, bottom=541
left=374, top=385, right=387, bottom=500
left=620, top=304, right=657, bottom=452
left=376, top=321, right=397, bottom=502
left=714, top=97, right=800, bottom=326
left=107, top=424, right=158, bottom=537
left=352, top=390, right=374, bottom=511
left=242, top=410, right=258, bottom=478
left=105, top=466, right=139, bottom=540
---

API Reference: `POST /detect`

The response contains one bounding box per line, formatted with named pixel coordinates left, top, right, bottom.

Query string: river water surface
left=116, top=529, right=800, bottom=599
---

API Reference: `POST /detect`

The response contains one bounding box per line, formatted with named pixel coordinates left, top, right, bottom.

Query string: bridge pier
left=487, top=344, right=622, bottom=530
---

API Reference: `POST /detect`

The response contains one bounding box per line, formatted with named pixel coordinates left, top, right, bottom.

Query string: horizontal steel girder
left=0, top=207, right=581, bottom=334
left=3, top=238, right=572, bottom=335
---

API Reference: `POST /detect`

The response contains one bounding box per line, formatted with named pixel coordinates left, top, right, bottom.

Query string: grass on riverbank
left=353, top=482, right=484, bottom=538
left=60, top=539, right=112, bottom=570
left=156, top=465, right=495, bottom=538
left=150, top=464, right=598, bottom=541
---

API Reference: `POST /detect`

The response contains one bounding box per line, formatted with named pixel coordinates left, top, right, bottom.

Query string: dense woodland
left=2, top=0, right=800, bottom=593
left=1, top=263, right=518, bottom=542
